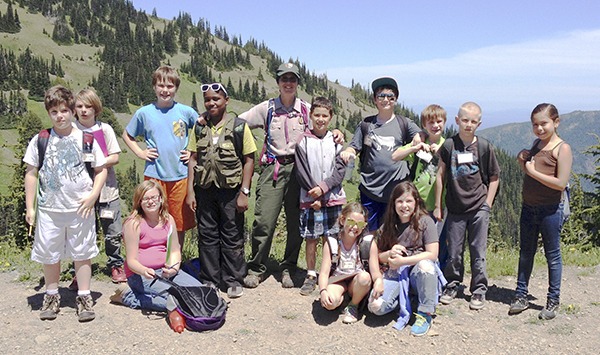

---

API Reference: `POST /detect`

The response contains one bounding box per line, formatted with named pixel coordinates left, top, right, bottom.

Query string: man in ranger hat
left=240, top=62, right=344, bottom=289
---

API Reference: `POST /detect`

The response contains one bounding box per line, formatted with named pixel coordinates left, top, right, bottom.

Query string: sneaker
left=342, top=304, right=359, bottom=324
left=508, top=296, right=529, bottom=315
left=299, top=275, right=317, bottom=296
left=439, top=286, right=457, bottom=305
left=539, top=298, right=559, bottom=320
left=68, top=276, right=78, bottom=291
left=40, top=293, right=60, bottom=320
left=281, top=269, right=294, bottom=289
left=111, top=266, right=127, bottom=283
left=469, top=294, right=485, bottom=310
left=410, top=311, right=432, bottom=337
left=243, top=274, right=261, bottom=288
left=76, top=294, right=96, bottom=322
left=227, top=285, right=244, bottom=299
left=109, top=283, right=131, bottom=305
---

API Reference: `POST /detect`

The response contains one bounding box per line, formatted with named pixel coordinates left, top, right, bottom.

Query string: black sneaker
left=40, top=293, right=60, bottom=320
left=508, top=296, right=529, bottom=315
left=299, top=275, right=317, bottom=296
left=539, top=298, right=559, bottom=320
left=439, top=286, right=457, bottom=305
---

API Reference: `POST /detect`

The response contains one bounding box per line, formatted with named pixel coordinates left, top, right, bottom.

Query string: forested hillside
left=0, top=0, right=598, bottom=250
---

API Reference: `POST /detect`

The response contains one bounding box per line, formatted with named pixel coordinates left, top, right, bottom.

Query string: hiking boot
left=76, top=294, right=96, bottom=322
left=40, top=293, right=60, bottom=320
left=243, top=274, right=261, bottom=288
left=68, top=276, right=78, bottom=291
left=111, top=266, right=127, bottom=283
left=410, top=311, right=432, bottom=336
left=299, top=275, right=317, bottom=296
left=508, top=296, right=529, bottom=315
left=539, top=298, right=559, bottom=320
left=469, top=294, right=485, bottom=310
left=342, top=304, right=359, bottom=324
left=109, top=283, right=131, bottom=305
left=227, top=285, right=244, bottom=299
left=281, top=269, right=294, bottom=288
left=439, top=285, right=458, bottom=305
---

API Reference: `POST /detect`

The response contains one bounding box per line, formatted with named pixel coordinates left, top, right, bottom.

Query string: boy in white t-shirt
left=24, top=86, right=107, bottom=322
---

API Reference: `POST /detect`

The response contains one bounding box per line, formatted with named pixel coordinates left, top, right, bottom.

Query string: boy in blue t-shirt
left=122, top=66, right=198, bottom=248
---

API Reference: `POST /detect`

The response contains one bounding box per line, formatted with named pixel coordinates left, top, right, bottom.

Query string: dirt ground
left=1, top=264, right=599, bottom=354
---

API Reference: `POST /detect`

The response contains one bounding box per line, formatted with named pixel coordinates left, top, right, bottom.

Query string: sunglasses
left=201, top=83, right=229, bottom=97
left=345, top=218, right=367, bottom=229
left=376, top=93, right=396, bottom=101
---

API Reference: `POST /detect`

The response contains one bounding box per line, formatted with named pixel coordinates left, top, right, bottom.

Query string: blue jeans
left=122, top=269, right=202, bottom=312
left=444, top=203, right=490, bottom=295
left=516, top=203, right=563, bottom=301
left=360, top=190, right=387, bottom=232
left=372, top=260, right=439, bottom=315
left=98, top=199, right=124, bottom=268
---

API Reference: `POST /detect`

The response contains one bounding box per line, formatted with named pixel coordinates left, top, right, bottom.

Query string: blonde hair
left=75, top=88, right=103, bottom=119
left=152, top=66, right=180, bottom=89
left=457, top=101, right=482, bottom=121
left=124, top=180, right=170, bottom=229
left=420, top=104, right=447, bottom=127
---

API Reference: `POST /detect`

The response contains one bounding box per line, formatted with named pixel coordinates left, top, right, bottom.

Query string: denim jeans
left=515, top=203, right=563, bottom=301
left=444, top=203, right=490, bottom=295
left=371, top=260, right=439, bottom=315
left=98, top=199, right=124, bottom=268
left=122, top=269, right=202, bottom=312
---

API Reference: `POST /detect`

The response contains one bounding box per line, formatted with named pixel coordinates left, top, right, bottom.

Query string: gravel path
left=1, top=264, right=599, bottom=354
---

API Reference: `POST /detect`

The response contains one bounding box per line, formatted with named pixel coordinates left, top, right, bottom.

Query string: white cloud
left=322, top=29, right=600, bottom=117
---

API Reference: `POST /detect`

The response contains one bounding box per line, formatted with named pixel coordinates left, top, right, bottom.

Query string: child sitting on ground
left=318, top=203, right=372, bottom=324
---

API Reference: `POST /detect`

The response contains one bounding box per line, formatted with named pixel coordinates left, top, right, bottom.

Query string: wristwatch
left=241, top=187, right=251, bottom=197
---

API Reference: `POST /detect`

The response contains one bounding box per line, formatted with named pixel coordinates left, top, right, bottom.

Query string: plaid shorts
left=300, top=205, right=342, bottom=239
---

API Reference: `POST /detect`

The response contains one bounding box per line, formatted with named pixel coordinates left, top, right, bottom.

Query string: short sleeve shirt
left=23, top=128, right=107, bottom=212
left=349, top=115, right=421, bottom=202
left=125, top=102, right=197, bottom=181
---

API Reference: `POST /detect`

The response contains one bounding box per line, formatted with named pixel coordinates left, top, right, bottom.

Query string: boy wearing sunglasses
left=294, top=97, right=347, bottom=295
left=122, top=66, right=198, bottom=248
left=341, top=77, right=421, bottom=232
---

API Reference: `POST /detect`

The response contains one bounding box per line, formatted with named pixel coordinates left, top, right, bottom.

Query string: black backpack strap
left=82, top=131, right=95, bottom=180
left=37, top=128, right=52, bottom=169
left=396, top=115, right=410, bottom=146
left=477, top=137, right=490, bottom=186
left=233, top=117, right=246, bottom=163
left=359, top=234, right=374, bottom=271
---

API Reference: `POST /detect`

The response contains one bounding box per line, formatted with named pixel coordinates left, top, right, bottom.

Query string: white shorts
left=31, top=209, right=99, bottom=264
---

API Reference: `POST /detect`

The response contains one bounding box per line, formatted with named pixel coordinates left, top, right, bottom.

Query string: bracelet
left=319, top=289, right=327, bottom=294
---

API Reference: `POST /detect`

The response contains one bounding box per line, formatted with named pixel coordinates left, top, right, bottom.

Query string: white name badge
left=100, top=209, right=115, bottom=219
left=82, top=153, right=95, bottom=163
left=457, top=152, right=474, bottom=164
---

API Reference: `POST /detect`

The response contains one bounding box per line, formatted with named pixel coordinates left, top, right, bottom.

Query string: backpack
left=359, top=115, right=411, bottom=166
left=154, top=275, right=228, bottom=331
left=37, top=128, right=95, bottom=179
left=326, top=233, right=374, bottom=274
left=194, top=116, right=246, bottom=163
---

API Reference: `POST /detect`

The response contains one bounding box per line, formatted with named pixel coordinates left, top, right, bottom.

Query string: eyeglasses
left=142, top=195, right=161, bottom=203
left=376, top=93, right=396, bottom=101
left=345, top=218, right=367, bottom=229
left=201, top=83, right=229, bottom=97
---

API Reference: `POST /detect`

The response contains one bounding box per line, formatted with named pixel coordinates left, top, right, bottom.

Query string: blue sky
left=131, top=0, right=600, bottom=128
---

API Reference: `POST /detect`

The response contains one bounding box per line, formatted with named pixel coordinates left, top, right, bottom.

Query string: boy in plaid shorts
left=294, top=97, right=347, bottom=295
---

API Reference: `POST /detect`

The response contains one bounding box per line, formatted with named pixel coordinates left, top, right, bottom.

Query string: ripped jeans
left=371, top=259, right=439, bottom=315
